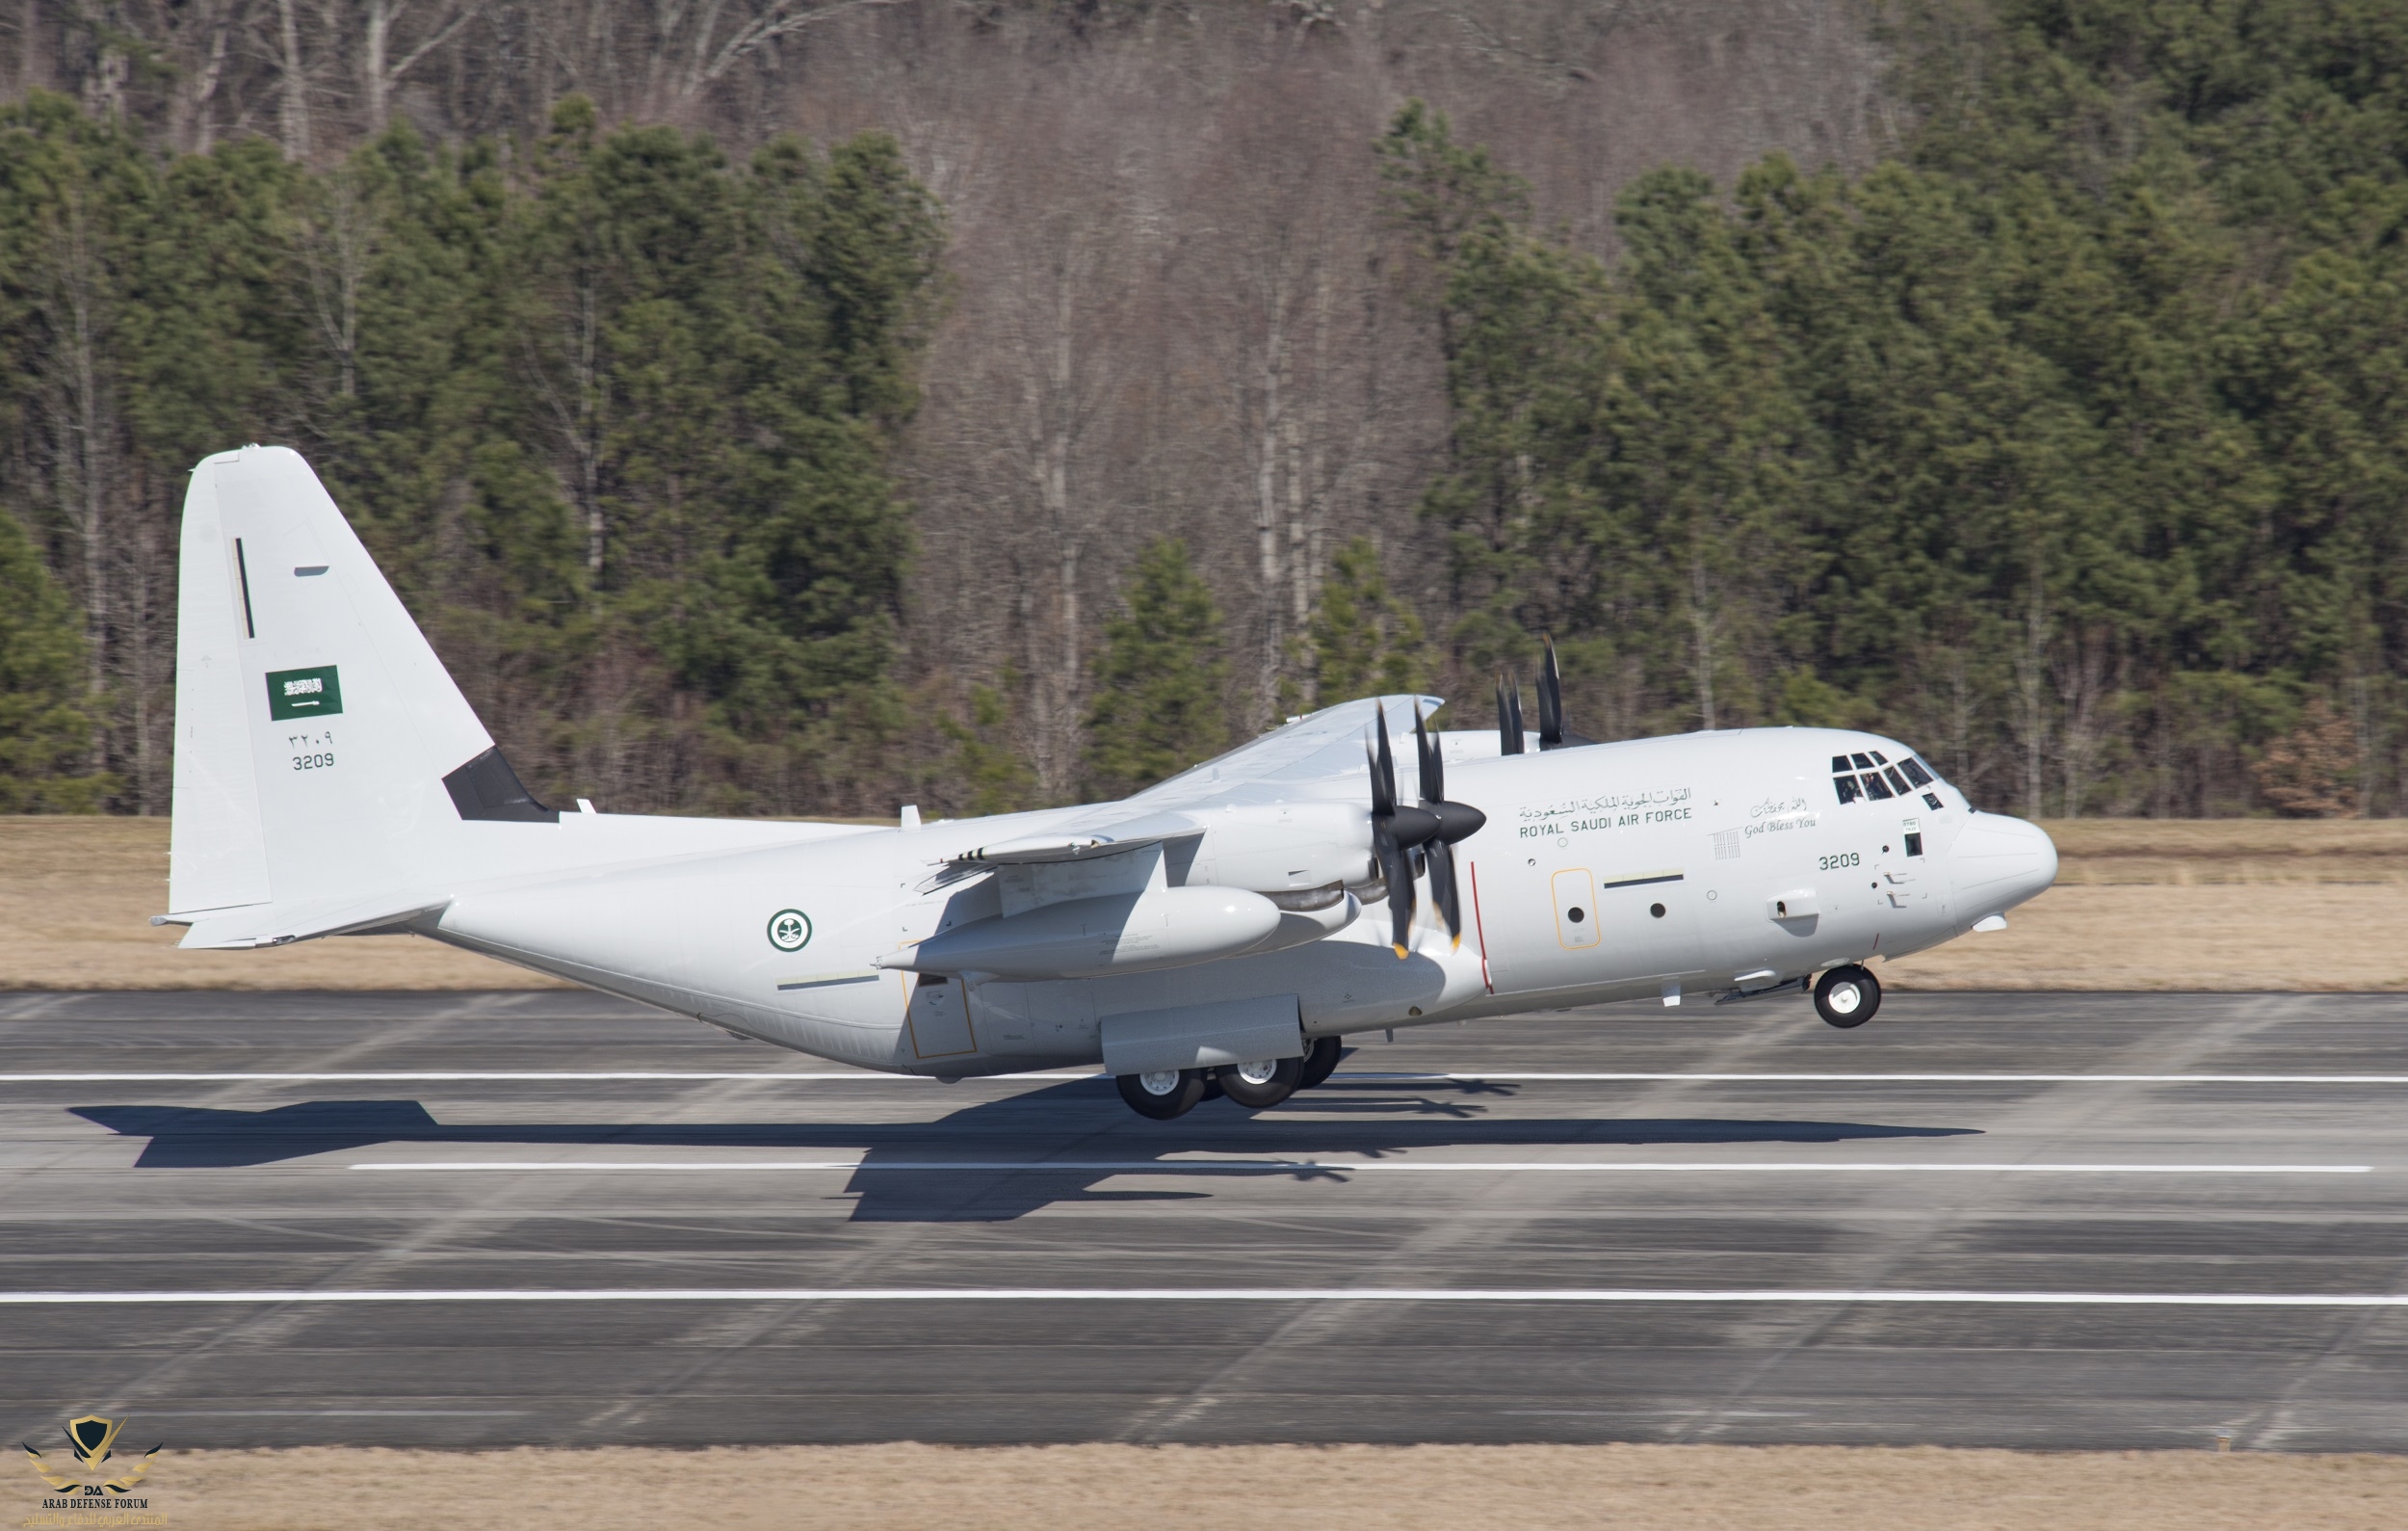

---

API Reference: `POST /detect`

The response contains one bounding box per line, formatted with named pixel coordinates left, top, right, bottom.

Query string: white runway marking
left=9, top=1071, right=2408, bottom=1084
left=344, top=1159, right=2375, bottom=1175
left=3, top=1287, right=2406, bottom=1307
left=0, top=1071, right=1081, bottom=1082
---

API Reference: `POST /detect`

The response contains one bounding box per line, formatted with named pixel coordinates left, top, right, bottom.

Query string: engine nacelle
left=1186, top=801, right=1371, bottom=893
left=875, top=885, right=1283, bottom=982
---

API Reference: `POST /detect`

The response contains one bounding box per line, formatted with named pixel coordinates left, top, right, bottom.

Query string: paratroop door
left=1551, top=868, right=1601, bottom=950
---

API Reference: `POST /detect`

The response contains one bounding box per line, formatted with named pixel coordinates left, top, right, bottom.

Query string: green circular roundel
left=766, top=909, right=813, bottom=952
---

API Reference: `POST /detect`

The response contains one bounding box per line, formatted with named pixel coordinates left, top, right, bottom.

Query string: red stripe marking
left=1469, top=860, right=1493, bottom=994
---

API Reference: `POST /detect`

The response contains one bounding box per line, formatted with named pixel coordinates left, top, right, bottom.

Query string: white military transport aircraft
left=162, top=446, right=2057, bottom=1118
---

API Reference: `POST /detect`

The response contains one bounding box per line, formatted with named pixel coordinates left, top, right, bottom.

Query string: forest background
left=1, top=0, right=2402, bottom=823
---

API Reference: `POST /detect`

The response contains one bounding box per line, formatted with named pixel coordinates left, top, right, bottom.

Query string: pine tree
left=0, top=509, right=106, bottom=811
left=1305, top=537, right=1431, bottom=706
left=1085, top=540, right=1231, bottom=797
left=936, top=677, right=1040, bottom=817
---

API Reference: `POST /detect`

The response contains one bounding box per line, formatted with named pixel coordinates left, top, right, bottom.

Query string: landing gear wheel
left=1814, top=964, right=1881, bottom=1029
left=1218, top=1056, right=1303, bottom=1110
left=1296, top=1036, right=1343, bottom=1090
left=1117, top=1068, right=1206, bottom=1120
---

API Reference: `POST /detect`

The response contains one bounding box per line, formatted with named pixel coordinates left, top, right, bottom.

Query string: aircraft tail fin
left=168, top=446, right=529, bottom=938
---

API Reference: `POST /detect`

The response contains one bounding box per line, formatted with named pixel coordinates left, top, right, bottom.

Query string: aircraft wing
left=1120, top=695, right=1443, bottom=810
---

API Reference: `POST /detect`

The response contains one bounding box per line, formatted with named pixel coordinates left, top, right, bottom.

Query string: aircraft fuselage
left=432, top=726, right=2055, bottom=1074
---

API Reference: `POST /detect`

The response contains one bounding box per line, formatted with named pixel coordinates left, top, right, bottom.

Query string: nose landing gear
left=1814, top=964, right=1881, bottom=1028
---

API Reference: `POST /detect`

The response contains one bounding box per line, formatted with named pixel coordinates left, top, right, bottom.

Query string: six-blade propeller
left=1364, top=707, right=1489, bottom=958
left=1369, top=638, right=1592, bottom=957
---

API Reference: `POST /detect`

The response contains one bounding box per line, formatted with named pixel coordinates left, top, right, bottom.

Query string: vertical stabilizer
left=168, top=446, right=500, bottom=935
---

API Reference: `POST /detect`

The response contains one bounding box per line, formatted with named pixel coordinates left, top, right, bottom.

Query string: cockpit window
left=1833, top=748, right=1948, bottom=806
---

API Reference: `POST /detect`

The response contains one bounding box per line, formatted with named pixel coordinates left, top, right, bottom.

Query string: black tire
left=1218, top=1055, right=1303, bottom=1110
left=1814, top=964, right=1881, bottom=1029
left=1296, top=1036, right=1343, bottom=1090
left=1116, top=1068, right=1207, bottom=1119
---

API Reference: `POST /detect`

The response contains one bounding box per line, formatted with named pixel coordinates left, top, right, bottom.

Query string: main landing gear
left=1114, top=1035, right=1347, bottom=1120
left=1814, top=964, right=1881, bottom=1028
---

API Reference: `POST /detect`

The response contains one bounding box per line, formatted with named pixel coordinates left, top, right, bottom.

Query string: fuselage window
left=1833, top=774, right=1862, bottom=805
left=1900, top=757, right=1935, bottom=788
left=1883, top=765, right=1911, bottom=795
left=1869, top=750, right=1889, bottom=765
left=1830, top=755, right=1853, bottom=774
left=1861, top=770, right=1895, bottom=801
left=1849, top=752, right=1874, bottom=770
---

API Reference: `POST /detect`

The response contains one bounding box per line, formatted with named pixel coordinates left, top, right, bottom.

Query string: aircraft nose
left=1950, top=812, right=2058, bottom=922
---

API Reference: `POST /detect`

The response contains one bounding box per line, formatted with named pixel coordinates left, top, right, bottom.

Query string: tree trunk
left=364, top=0, right=392, bottom=132
left=276, top=0, right=313, bottom=159
left=1253, top=277, right=1285, bottom=720
left=2018, top=570, right=2049, bottom=819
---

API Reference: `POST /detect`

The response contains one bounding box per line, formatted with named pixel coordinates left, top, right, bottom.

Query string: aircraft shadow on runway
left=67, top=1074, right=1979, bottom=1222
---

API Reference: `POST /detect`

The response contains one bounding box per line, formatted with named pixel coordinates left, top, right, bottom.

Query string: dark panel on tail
left=443, top=746, right=560, bottom=823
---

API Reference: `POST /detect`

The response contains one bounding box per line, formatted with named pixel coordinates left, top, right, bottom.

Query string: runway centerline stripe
left=343, top=1159, right=2375, bottom=1175
left=3, top=1287, right=2406, bottom=1307
left=11, top=1071, right=2408, bottom=1083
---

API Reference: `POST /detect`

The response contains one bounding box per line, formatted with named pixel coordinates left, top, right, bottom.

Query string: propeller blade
left=1415, top=704, right=1443, bottom=805
left=1497, top=675, right=1525, bottom=754
left=1373, top=710, right=1399, bottom=814
left=1378, top=834, right=1416, bottom=956
left=1426, top=839, right=1463, bottom=946
left=1537, top=635, right=1564, bottom=750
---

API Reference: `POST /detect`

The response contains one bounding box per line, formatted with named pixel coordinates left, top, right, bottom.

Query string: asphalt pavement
left=3, top=989, right=2405, bottom=1450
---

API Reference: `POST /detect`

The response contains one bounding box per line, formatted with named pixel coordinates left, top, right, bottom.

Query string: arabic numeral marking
left=292, top=752, right=335, bottom=771
left=1819, top=851, right=1859, bottom=871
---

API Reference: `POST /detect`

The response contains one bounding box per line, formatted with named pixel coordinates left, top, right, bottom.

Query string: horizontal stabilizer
left=171, top=891, right=454, bottom=949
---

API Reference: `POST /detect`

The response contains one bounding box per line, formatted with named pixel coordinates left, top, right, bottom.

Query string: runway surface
left=4, top=990, right=2406, bottom=1450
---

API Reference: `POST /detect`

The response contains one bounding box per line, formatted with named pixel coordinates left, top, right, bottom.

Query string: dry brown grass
left=6, top=816, right=2407, bottom=992
left=0, top=817, right=562, bottom=990
left=103, top=1443, right=2408, bottom=1530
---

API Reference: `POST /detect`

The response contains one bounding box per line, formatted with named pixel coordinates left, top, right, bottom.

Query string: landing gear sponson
left=1115, top=1036, right=1346, bottom=1120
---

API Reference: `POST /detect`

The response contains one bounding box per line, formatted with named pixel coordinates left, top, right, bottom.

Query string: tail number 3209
left=1819, top=851, right=1860, bottom=870
left=293, top=751, right=335, bottom=771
